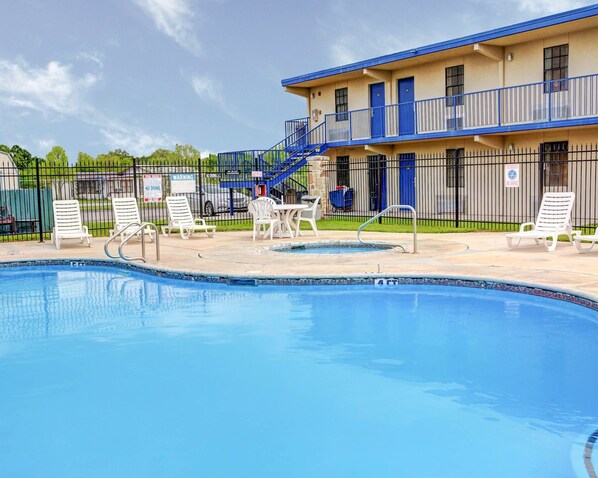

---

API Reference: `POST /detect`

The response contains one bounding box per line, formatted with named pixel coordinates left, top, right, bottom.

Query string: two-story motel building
left=220, top=5, right=598, bottom=220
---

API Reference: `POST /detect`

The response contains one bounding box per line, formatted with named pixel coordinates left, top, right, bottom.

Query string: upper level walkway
left=297, top=73, right=598, bottom=147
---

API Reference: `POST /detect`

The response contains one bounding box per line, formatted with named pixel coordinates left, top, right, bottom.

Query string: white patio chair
left=110, top=197, right=154, bottom=242
left=162, top=196, right=216, bottom=240
left=296, top=196, right=321, bottom=236
left=51, top=200, right=92, bottom=250
left=256, top=196, right=278, bottom=206
left=506, top=192, right=575, bottom=252
left=573, top=228, right=598, bottom=253
left=248, top=199, right=280, bottom=241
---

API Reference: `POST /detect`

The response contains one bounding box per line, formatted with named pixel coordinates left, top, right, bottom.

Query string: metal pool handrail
left=357, top=205, right=417, bottom=253
left=104, top=222, right=160, bottom=263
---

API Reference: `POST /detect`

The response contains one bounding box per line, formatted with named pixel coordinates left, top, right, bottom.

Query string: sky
left=0, top=0, right=595, bottom=161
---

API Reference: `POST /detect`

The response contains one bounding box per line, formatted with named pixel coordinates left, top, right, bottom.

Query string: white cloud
left=515, top=0, right=586, bottom=14
left=133, top=0, right=201, bottom=55
left=36, top=138, right=56, bottom=153
left=190, top=74, right=264, bottom=131
left=0, top=59, right=98, bottom=116
left=321, top=1, right=431, bottom=66
left=0, top=57, right=178, bottom=156
left=191, top=75, right=224, bottom=105
left=98, top=120, right=178, bottom=156
left=77, top=51, right=104, bottom=68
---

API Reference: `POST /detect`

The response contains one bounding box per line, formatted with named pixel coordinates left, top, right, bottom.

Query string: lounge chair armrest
left=194, top=217, right=207, bottom=226
left=519, top=222, right=535, bottom=232
left=82, top=225, right=89, bottom=234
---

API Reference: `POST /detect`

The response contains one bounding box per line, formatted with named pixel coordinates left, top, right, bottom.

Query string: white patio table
left=273, top=203, right=308, bottom=238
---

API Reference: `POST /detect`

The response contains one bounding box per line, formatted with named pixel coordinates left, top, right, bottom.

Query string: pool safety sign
left=504, top=164, right=520, bottom=188
left=170, top=173, right=196, bottom=194
left=143, top=174, right=163, bottom=202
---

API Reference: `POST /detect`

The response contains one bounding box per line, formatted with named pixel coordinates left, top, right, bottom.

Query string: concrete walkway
left=2, top=229, right=598, bottom=301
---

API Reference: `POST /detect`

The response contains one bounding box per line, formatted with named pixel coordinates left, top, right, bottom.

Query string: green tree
left=77, top=152, right=94, bottom=166
left=0, top=144, right=40, bottom=170
left=45, top=146, right=69, bottom=166
left=175, top=144, right=200, bottom=163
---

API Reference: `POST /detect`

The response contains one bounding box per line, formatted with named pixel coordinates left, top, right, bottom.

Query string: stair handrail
left=259, top=122, right=327, bottom=174
left=357, top=205, right=417, bottom=253
left=104, top=222, right=160, bottom=263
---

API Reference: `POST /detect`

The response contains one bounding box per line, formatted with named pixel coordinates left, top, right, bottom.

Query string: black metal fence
left=0, top=159, right=310, bottom=241
left=324, top=145, right=598, bottom=231
left=3, top=146, right=598, bottom=242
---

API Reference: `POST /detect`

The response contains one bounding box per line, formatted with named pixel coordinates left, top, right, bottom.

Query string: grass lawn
left=0, top=217, right=575, bottom=242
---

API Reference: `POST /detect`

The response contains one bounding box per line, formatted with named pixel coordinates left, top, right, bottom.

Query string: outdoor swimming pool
left=1, top=265, right=597, bottom=477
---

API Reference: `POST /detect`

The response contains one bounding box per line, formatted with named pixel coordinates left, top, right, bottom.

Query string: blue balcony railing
left=323, top=73, right=598, bottom=143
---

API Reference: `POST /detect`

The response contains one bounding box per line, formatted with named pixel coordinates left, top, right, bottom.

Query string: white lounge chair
left=296, top=196, right=321, bottom=236
left=573, top=228, right=598, bottom=253
left=162, top=196, right=216, bottom=240
left=110, top=197, right=154, bottom=242
left=248, top=199, right=280, bottom=241
left=51, top=200, right=92, bottom=249
left=506, top=191, right=575, bottom=252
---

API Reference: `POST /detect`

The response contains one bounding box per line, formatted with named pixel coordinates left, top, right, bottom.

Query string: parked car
left=184, top=184, right=250, bottom=216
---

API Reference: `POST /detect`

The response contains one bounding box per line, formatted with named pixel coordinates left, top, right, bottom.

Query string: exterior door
left=369, top=82, right=385, bottom=138
left=399, top=153, right=416, bottom=207
left=398, top=77, right=415, bottom=135
left=367, top=155, right=387, bottom=211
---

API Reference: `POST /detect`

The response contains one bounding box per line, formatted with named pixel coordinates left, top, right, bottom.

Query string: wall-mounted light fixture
left=310, top=92, right=315, bottom=99
left=507, top=53, right=513, bottom=61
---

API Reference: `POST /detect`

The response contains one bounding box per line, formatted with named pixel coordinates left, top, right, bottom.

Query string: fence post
left=197, top=156, right=204, bottom=217
left=132, top=158, right=139, bottom=202
left=455, top=153, right=460, bottom=228
left=377, top=156, right=383, bottom=224
left=35, top=157, right=44, bottom=242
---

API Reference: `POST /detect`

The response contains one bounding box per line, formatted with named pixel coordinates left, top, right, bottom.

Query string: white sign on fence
left=504, top=164, right=520, bottom=188
left=143, top=174, right=163, bottom=202
left=170, top=173, right=196, bottom=194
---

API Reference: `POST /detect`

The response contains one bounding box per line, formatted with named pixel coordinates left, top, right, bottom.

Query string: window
left=541, top=141, right=568, bottom=187
left=336, top=156, right=350, bottom=187
left=544, top=44, right=568, bottom=92
left=335, top=88, right=348, bottom=121
left=446, top=149, right=465, bottom=188
left=78, top=180, right=100, bottom=195
left=446, top=65, right=464, bottom=106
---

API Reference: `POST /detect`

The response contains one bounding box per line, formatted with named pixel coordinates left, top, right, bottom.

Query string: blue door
left=398, top=77, right=415, bottom=135
left=369, top=82, right=385, bottom=138
left=399, top=153, right=416, bottom=207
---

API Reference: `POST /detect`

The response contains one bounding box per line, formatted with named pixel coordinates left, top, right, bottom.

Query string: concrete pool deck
left=2, top=230, right=598, bottom=301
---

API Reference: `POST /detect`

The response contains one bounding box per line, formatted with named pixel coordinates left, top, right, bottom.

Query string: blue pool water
left=274, top=242, right=394, bottom=254
left=0, top=265, right=597, bottom=478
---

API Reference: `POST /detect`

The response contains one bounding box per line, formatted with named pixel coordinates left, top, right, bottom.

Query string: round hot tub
left=272, top=241, right=397, bottom=255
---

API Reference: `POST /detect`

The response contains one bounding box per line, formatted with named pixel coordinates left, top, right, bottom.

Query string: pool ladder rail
left=104, top=222, right=160, bottom=263
left=357, top=205, right=417, bottom=253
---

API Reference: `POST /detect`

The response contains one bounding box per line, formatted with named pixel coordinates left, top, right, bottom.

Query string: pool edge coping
left=2, top=257, right=598, bottom=311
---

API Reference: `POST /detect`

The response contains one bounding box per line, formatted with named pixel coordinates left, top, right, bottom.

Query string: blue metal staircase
left=218, top=120, right=327, bottom=196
